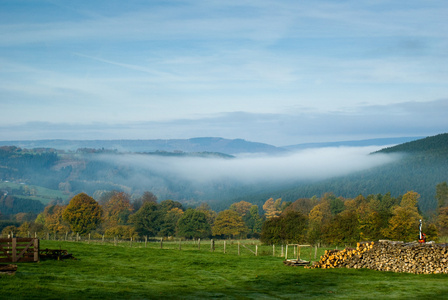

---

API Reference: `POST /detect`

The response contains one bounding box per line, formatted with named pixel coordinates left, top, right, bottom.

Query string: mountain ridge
left=0, top=136, right=424, bottom=155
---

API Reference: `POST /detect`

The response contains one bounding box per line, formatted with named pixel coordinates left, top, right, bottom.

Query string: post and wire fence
left=1, top=231, right=330, bottom=261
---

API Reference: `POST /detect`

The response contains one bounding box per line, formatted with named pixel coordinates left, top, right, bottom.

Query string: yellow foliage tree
left=382, top=191, right=422, bottom=242
left=212, top=209, right=247, bottom=238
left=102, top=192, right=133, bottom=227
left=45, top=204, right=70, bottom=234
left=62, top=193, right=102, bottom=234
left=308, top=200, right=331, bottom=243
left=230, top=201, right=253, bottom=217
left=263, top=198, right=282, bottom=219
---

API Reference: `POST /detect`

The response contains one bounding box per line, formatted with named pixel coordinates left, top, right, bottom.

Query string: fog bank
left=97, top=146, right=399, bottom=186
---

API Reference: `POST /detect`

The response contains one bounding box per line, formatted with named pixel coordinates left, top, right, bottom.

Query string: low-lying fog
left=97, top=146, right=399, bottom=186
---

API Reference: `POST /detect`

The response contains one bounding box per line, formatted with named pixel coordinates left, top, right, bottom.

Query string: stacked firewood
left=306, top=242, right=374, bottom=269
left=308, top=240, right=448, bottom=274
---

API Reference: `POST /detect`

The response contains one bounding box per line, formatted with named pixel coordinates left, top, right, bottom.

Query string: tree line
left=2, top=182, right=448, bottom=245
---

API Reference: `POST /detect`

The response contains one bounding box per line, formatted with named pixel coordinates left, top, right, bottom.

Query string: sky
left=1, top=0, right=447, bottom=146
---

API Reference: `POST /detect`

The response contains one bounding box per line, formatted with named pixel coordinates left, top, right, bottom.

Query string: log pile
left=306, top=242, right=374, bottom=269
left=308, top=241, right=448, bottom=274
left=0, top=264, right=18, bottom=275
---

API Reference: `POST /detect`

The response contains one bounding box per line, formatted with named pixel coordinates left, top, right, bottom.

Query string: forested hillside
left=1, top=133, right=447, bottom=216
left=229, top=133, right=448, bottom=214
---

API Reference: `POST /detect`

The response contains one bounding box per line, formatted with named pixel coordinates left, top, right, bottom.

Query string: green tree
left=281, top=211, right=308, bottom=244
left=160, top=207, right=184, bottom=237
left=212, top=210, right=247, bottom=238
left=323, top=209, right=360, bottom=246
left=129, top=202, right=161, bottom=237
left=132, top=191, right=158, bottom=211
left=176, top=209, right=211, bottom=239
left=62, top=193, right=102, bottom=234
left=260, top=211, right=308, bottom=244
left=244, top=205, right=263, bottom=237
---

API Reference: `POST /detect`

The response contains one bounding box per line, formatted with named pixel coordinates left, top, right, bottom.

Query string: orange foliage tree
left=62, top=193, right=102, bottom=234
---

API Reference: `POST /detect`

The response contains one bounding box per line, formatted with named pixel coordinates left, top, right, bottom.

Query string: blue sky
left=1, top=0, right=447, bottom=145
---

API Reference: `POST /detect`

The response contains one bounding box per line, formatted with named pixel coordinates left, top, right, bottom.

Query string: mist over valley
left=1, top=134, right=446, bottom=214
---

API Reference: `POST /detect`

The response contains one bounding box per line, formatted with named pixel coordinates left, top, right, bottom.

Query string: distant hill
left=223, top=133, right=448, bottom=214
left=283, top=136, right=423, bottom=150
left=375, top=133, right=448, bottom=154
left=0, top=137, right=286, bottom=155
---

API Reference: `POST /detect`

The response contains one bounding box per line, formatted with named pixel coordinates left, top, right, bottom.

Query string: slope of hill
left=229, top=133, right=448, bottom=214
left=283, top=136, right=423, bottom=150
left=0, top=137, right=286, bottom=155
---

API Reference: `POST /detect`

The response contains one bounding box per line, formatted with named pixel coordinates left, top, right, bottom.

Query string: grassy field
left=0, top=181, right=69, bottom=205
left=1, top=240, right=448, bottom=299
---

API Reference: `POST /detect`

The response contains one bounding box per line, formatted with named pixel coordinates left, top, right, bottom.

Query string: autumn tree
left=212, top=209, right=247, bottom=238
left=104, top=225, right=138, bottom=239
left=307, top=200, right=331, bottom=244
left=382, top=191, right=422, bottom=242
left=263, top=198, right=283, bottom=219
left=102, top=191, right=133, bottom=227
left=283, top=197, right=319, bottom=215
left=176, top=209, right=211, bottom=239
left=62, top=193, right=102, bottom=234
left=230, top=201, right=253, bottom=217
left=46, top=204, right=70, bottom=234
left=132, top=191, right=158, bottom=211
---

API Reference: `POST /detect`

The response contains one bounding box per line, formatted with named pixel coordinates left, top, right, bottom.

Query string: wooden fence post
left=314, top=245, right=317, bottom=259
left=281, top=245, right=284, bottom=257
left=130, top=237, right=133, bottom=248
left=210, top=239, right=214, bottom=252
left=65, top=232, right=68, bottom=241
left=160, top=238, right=163, bottom=249
left=198, top=238, right=200, bottom=250
left=102, top=234, right=105, bottom=245
left=145, top=236, right=148, bottom=248
left=285, top=245, right=288, bottom=260
left=34, top=238, right=39, bottom=262
left=12, top=238, right=17, bottom=263
left=88, top=233, right=91, bottom=244
left=256, top=245, right=258, bottom=256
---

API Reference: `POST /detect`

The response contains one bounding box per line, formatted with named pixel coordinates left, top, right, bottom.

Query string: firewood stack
left=306, top=242, right=374, bottom=269
left=307, top=241, right=448, bottom=274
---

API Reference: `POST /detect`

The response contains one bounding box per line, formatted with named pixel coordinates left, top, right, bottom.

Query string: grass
left=1, top=240, right=448, bottom=299
left=0, top=181, right=69, bottom=204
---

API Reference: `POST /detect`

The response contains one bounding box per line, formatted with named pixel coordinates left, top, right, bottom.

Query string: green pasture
left=1, top=240, right=447, bottom=299
left=0, top=181, right=69, bottom=204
